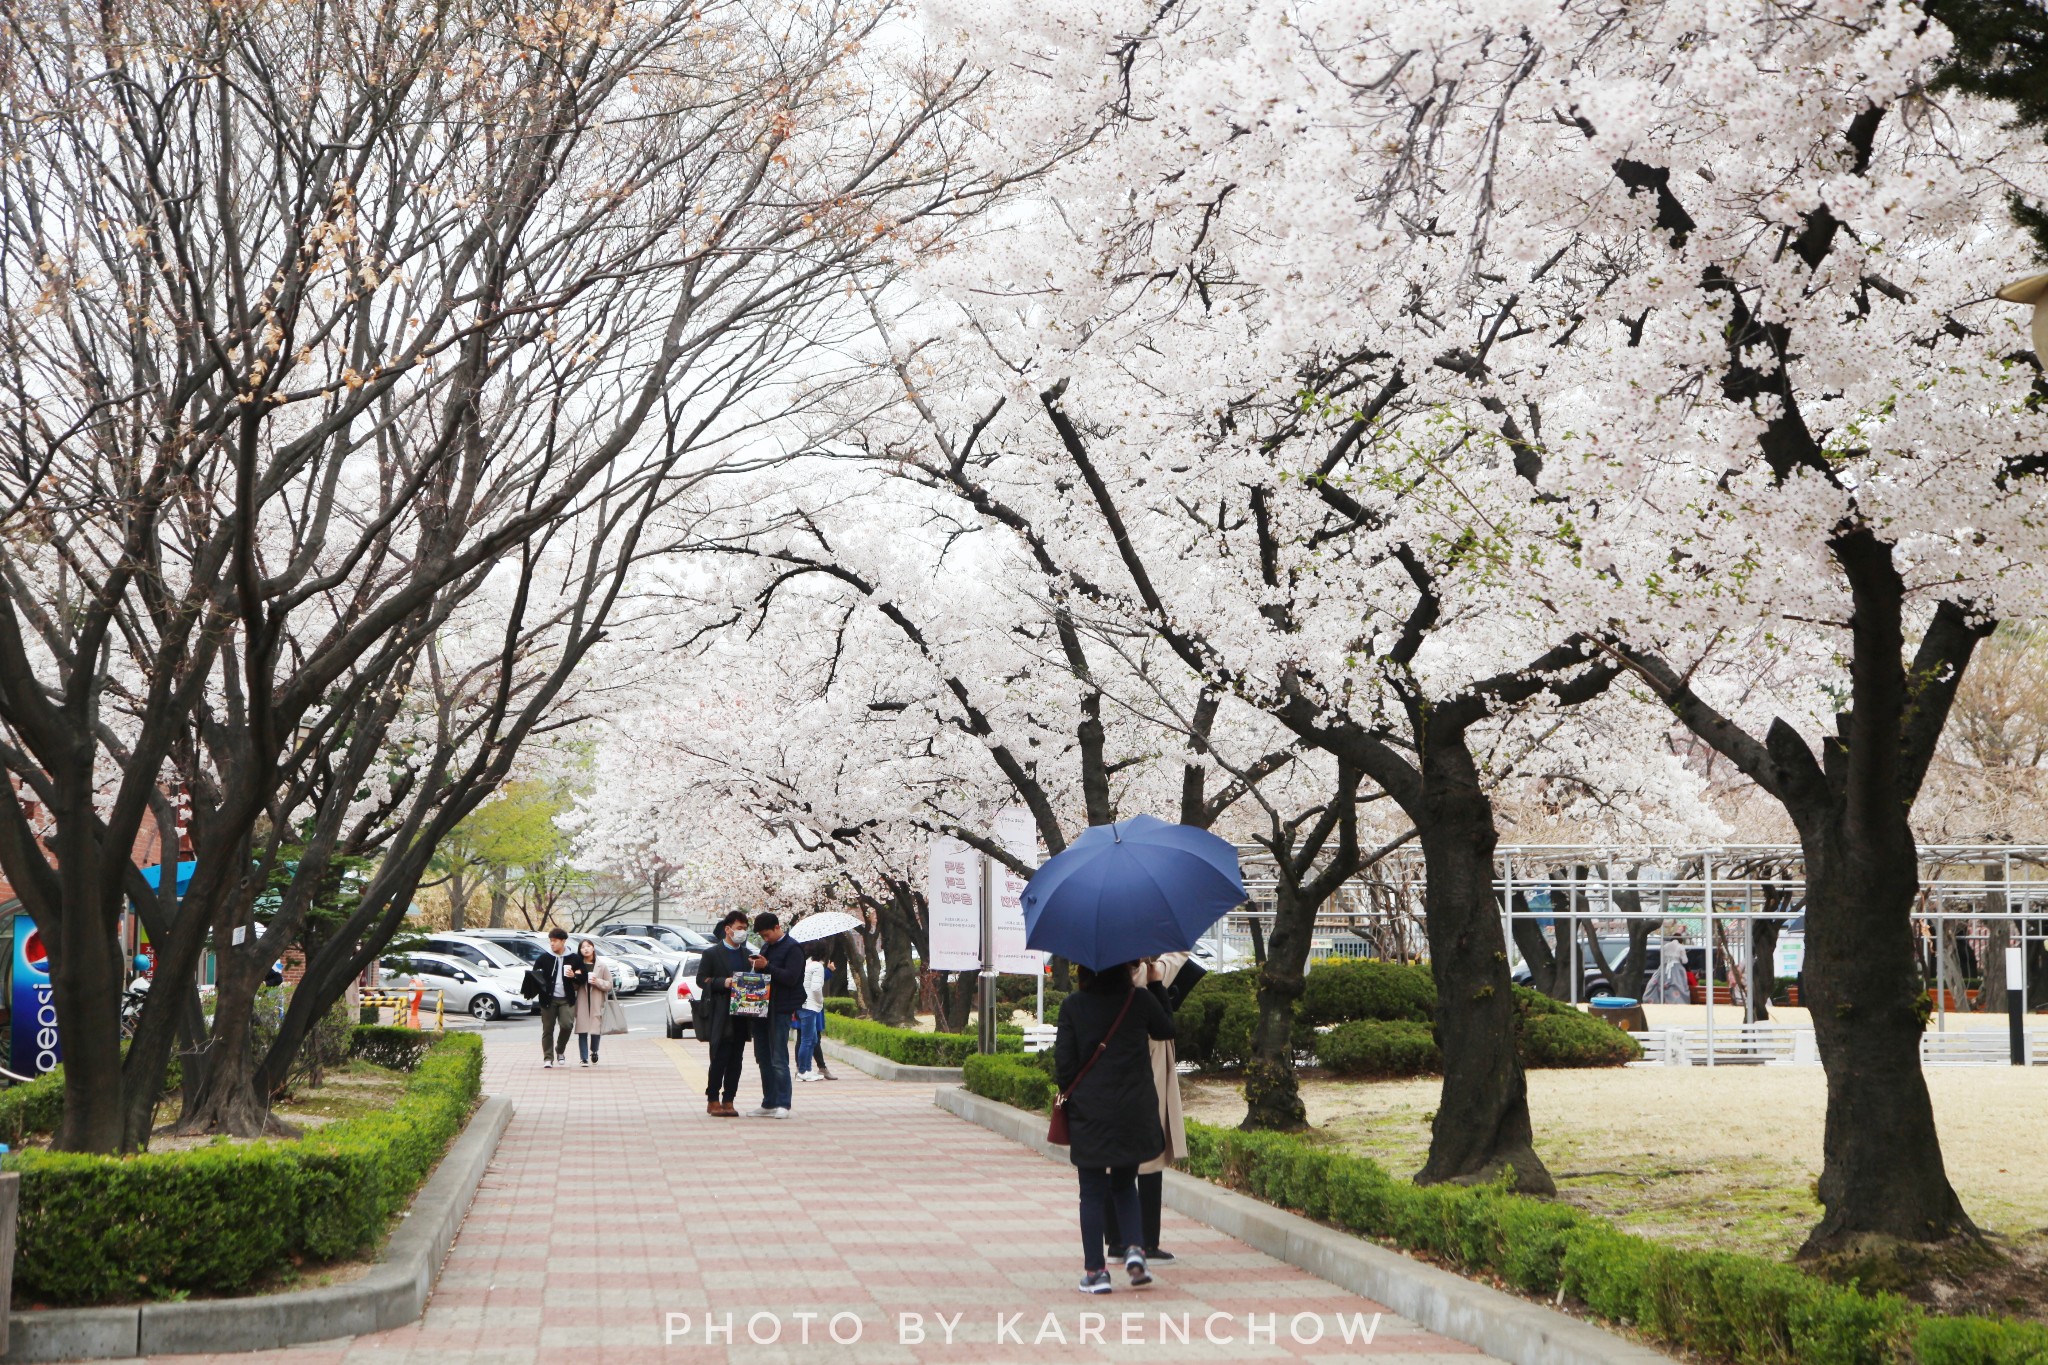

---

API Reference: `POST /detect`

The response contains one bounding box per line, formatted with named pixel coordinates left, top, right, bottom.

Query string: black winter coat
left=1054, top=982, right=1176, bottom=1169
left=695, top=941, right=751, bottom=1048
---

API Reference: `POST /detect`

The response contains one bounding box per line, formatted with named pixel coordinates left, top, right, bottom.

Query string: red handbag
left=1048, top=987, right=1136, bottom=1146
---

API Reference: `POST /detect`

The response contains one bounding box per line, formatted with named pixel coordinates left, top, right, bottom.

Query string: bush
left=1170, top=1117, right=2029, bottom=1365
left=1513, top=989, right=1643, bottom=1067
left=1315, top=1019, right=1442, bottom=1077
left=823, top=1014, right=1023, bottom=1067
left=349, top=1024, right=433, bottom=1071
left=822, top=996, right=859, bottom=1017
left=253, top=991, right=356, bottom=1091
left=1912, top=1315, right=2048, bottom=1365
left=1172, top=969, right=1256, bottom=1066
left=0, top=1066, right=66, bottom=1146
left=1299, top=958, right=1437, bottom=1027
left=8, top=1031, right=481, bottom=1305
left=962, top=1052, right=1058, bottom=1112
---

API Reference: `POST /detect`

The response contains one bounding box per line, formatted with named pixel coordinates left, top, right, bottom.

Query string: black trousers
left=1101, top=1169, right=1162, bottom=1253
left=1076, top=1165, right=1141, bottom=1270
left=706, top=1028, right=748, bottom=1102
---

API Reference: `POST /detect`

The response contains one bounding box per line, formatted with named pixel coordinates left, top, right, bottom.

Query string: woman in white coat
left=568, top=938, right=615, bottom=1066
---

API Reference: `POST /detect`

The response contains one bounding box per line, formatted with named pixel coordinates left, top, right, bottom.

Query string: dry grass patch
left=1183, top=1065, right=2048, bottom=1265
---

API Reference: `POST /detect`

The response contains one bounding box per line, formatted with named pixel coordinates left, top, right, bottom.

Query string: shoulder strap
left=1057, top=988, right=1137, bottom=1106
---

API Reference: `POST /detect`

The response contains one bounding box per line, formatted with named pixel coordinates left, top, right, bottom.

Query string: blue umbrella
left=1021, top=815, right=1246, bottom=970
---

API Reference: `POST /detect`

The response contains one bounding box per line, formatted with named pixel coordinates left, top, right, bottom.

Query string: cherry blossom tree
left=0, top=0, right=1023, bottom=1149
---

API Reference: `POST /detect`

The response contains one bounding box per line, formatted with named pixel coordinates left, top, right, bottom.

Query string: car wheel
left=469, top=995, right=501, bottom=1022
left=665, top=1016, right=681, bottom=1039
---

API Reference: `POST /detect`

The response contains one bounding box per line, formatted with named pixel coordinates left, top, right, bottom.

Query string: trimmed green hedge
left=1299, top=958, right=1437, bottom=1027
left=0, top=1067, right=66, bottom=1146
left=1315, top=1019, right=1441, bottom=1077
left=1515, top=990, right=1643, bottom=1067
left=962, top=1052, right=1058, bottom=1111
left=7, top=1030, right=482, bottom=1305
left=348, top=1024, right=434, bottom=1071
left=1177, top=964, right=1640, bottom=1072
left=823, top=1013, right=1023, bottom=1066
left=1172, top=1121, right=2041, bottom=1365
left=822, top=996, right=860, bottom=1017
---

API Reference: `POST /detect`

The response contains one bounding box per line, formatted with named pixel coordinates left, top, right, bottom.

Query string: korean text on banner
left=925, top=835, right=983, bottom=971
left=991, top=807, right=1043, bottom=975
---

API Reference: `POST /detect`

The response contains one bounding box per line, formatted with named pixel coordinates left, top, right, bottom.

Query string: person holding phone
left=746, top=912, right=805, bottom=1117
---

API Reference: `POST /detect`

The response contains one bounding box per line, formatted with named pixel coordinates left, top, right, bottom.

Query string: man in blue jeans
left=746, top=912, right=804, bottom=1117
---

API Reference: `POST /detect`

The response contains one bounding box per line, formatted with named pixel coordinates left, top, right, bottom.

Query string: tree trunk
left=1752, top=917, right=1785, bottom=1022
left=1414, top=744, right=1553, bottom=1194
left=1979, top=880, right=2009, bottom=1015
left=48, top=866, right=128, bottom=1154
left=447, top=868, right=471, bottom=932
left=487, top=866, right=509, bottom=927
left=177, top=949, right=291, bottom=1137
left=1798, top=821, right=1977, bottom=1258
left=1509, top=891, right=1576, bottom=999
left=871, top=888, right=920, bottom=1026
left=1242, top=878, right=1315, bottom=1131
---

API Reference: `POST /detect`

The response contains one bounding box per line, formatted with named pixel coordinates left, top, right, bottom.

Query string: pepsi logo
left=21, top=929, right=46, bottom=972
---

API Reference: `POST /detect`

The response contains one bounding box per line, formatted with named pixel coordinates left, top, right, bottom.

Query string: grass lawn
left=1182, top=1066, right=2048, bottom=1265
left=142, top=1057, right=412, bottom=1150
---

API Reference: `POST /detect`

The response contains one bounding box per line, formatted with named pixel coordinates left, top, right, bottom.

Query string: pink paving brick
left=144, top=1024, right=1496, bottom=1364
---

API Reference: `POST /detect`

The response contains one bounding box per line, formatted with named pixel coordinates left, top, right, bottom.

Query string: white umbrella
left=788, top=910, right=863, bottom=943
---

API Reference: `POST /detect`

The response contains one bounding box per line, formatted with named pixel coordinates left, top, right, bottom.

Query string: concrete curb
left=934, top=1086, right=1675, bottom=1365
left=820, top=1037, right=963, bottom=1084
left=5, top=1094, right=514, bottom=1362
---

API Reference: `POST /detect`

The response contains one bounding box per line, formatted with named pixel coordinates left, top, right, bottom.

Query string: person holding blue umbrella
left=1028, top=815, right=1244, bottom=1294
left=1054, top=957, right=1178, bottom=1293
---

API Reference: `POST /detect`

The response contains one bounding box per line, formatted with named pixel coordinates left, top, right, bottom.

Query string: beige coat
left=571, top=961, right=614, bottom=1034
left=1137, top=954, right=1188, bottom=1173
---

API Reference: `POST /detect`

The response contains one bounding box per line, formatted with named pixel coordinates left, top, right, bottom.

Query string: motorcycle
left=119, top=974, right=151, bottom=1039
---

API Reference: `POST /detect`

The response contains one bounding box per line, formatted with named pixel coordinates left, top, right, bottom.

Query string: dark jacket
left=529, top=950, right=573, bottom=1005
left=696, top=940, right=750, bottom=1047
left=1054, top=982, right=1176, bottom=1168
left=754, top=933, right=805, bottom=1013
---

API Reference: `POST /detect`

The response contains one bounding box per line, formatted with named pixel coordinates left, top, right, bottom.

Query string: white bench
left=1021, top=1023, right=1058, bottom=1054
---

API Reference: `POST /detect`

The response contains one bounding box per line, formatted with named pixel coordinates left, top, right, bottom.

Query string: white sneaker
left=770, top=1107, right=792, bottom=1119
left=796, top=1071, right=814, bottom=1082
left=745, top=1105, right=777, bottom=1117
left=542, top=1058, right=553, bottom=1069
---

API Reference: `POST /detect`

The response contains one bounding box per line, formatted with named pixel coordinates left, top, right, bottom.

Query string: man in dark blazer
left=695, top=911, right=753, bottom=1116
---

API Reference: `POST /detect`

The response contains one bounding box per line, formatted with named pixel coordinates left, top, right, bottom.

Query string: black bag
left=519, top=968, right=542, bottom=1000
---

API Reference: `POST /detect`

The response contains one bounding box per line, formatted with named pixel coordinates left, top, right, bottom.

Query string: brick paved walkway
left=154, top=1026, right=1496, bottom=1363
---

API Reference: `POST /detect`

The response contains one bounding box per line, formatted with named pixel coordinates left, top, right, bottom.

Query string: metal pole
left=1936, top=904, right=1947, bottom=1033
left=978, top=848, right=997, bottom=1055
left=1704, top=857, right=1715, bottom=1068
left=2010, top=944, right=2027, bottom=1067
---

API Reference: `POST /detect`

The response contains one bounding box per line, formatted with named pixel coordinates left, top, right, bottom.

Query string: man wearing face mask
left=694, top=910, right=754, bottom=1116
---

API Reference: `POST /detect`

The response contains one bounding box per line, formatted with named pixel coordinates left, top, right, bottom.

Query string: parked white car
left=665, top=970, right=700, bottom=1038
left=456, top=927, right=639, bottom=995
left=418, top=933, right=529, bottom=989
left=378, top=951, right=532, bottom=1022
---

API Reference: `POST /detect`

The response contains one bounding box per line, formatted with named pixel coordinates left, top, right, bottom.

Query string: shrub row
left=7, top=1030, right=482, bottom=1305
left=822, top=1013, right=1023, bottom=1066
left=822, top=996, right=860, bottom=1016
left=348, top=1024, right=434, bottom=1071
left=961, top=1052, right=1058, bottom=1112
left=1170, top=1121, right=2046, bottom=1365
left=1177, top=963, right=1640, bottom=1071
left=0, top=1066, right=66, bottom=1146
